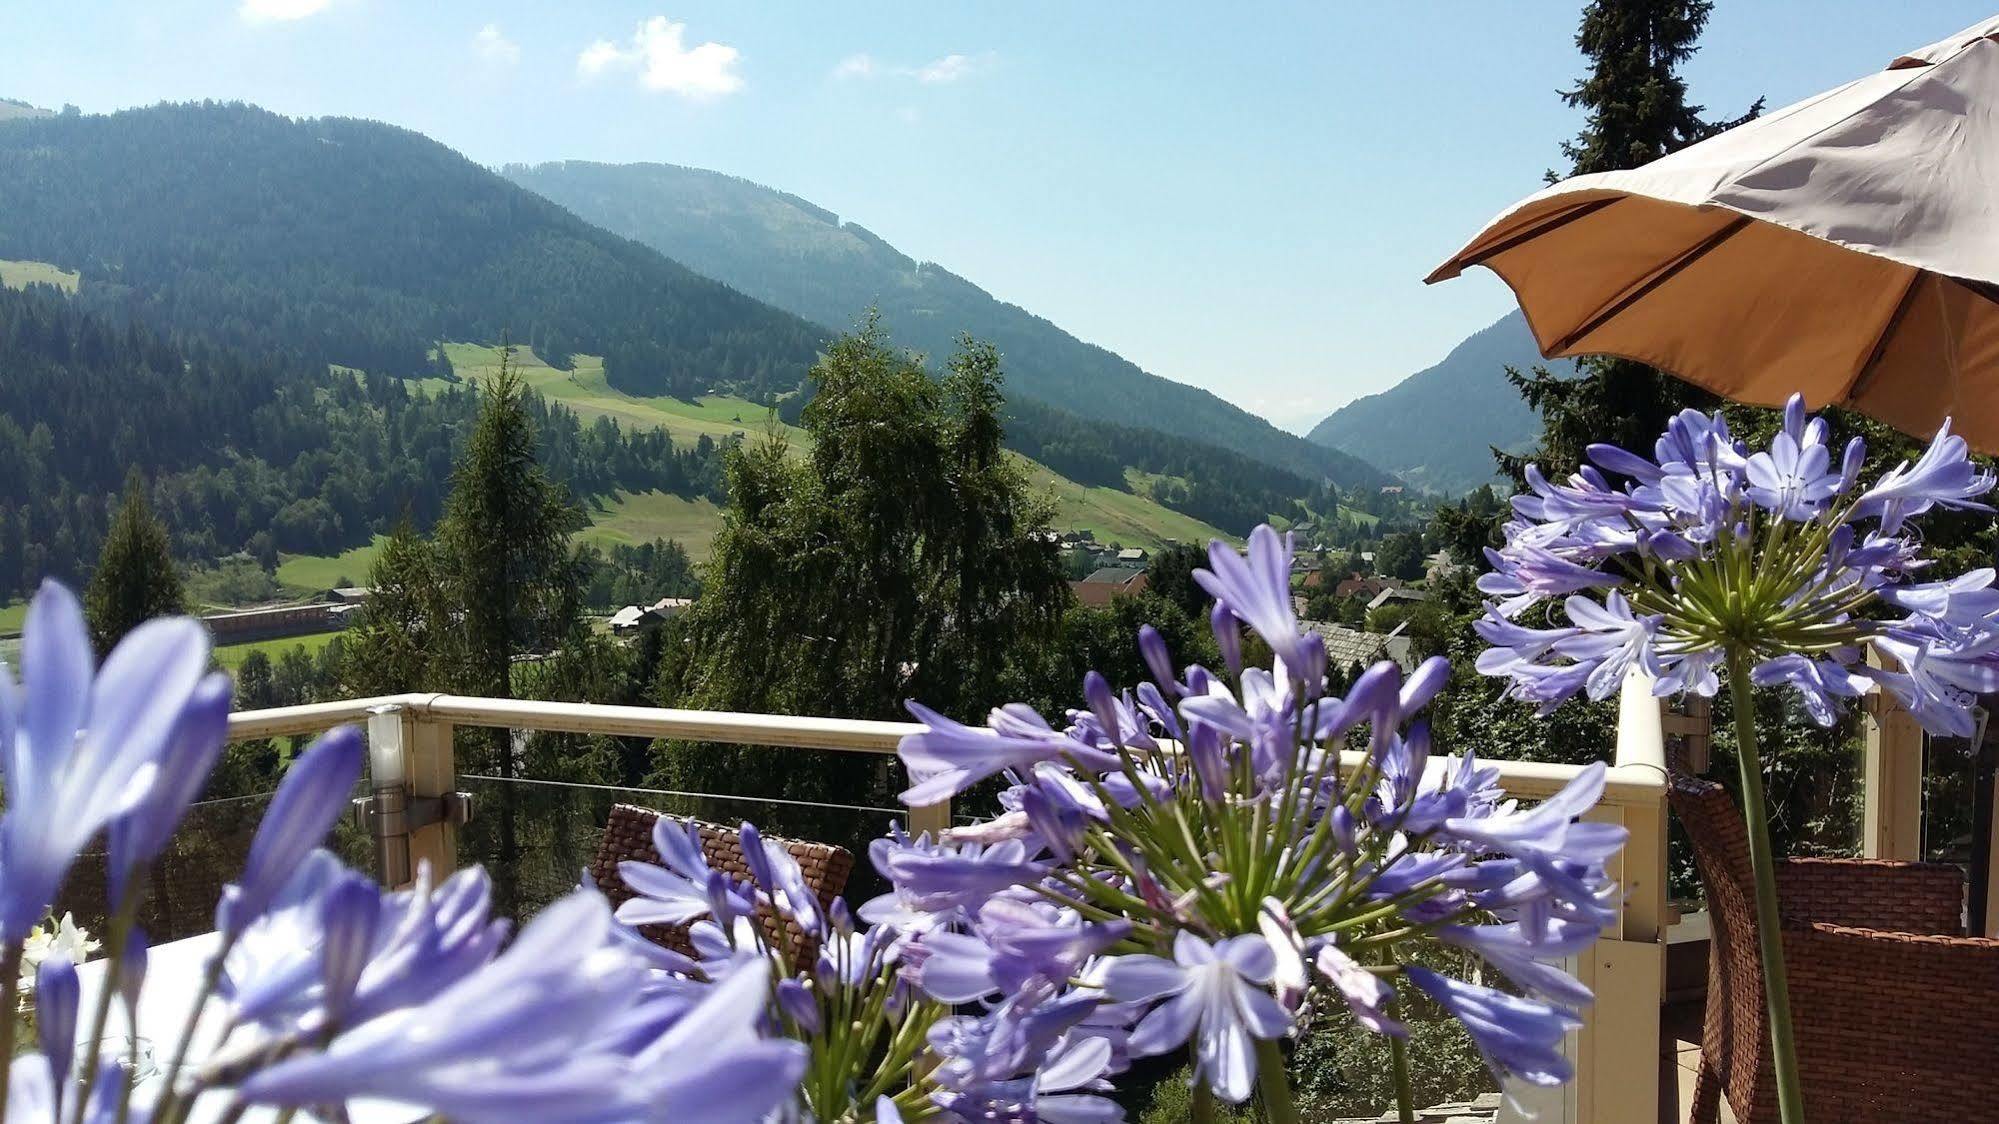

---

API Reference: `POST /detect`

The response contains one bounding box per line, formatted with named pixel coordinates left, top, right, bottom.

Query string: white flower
left=19, top=912, right=100, bottom=990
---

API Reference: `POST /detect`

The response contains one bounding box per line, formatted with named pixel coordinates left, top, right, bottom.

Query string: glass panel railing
left=1923, top=728, right=1981, bottom=868
left=455, top=773, right=907, bottom=923
left=454, top=749, right=1505, bottom=1122
left=49, top=777, right=375, bottom=950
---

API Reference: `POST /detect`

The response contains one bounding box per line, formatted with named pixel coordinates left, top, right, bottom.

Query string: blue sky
left=2, top=2, right=1991, bottom=430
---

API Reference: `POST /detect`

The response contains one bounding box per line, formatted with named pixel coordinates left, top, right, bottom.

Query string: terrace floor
left=1662, top=1000, right=1737, bottom=1124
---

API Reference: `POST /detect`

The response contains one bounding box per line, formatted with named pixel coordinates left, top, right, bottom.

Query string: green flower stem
left=1191, top=1083, right=1216, bottom=1124
left=1727, top=648, right=1806, bottom=1124
left=0, top=941, right=20, bottom=1106
left=1253, top=1037, right=1300, bottom=1124
left=1389, top=1013, right=1415, bottom=1124
left=159, top=934, right=237, bottom=1124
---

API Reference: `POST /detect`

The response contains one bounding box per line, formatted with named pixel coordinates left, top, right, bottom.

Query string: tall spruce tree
left=435, top=343, right=584, bottom=904
left=438, top=342, right=585, bottom=714
left=84, top=473, right=186, bottom=654
left=1502, top=0, right=1763, bottom=480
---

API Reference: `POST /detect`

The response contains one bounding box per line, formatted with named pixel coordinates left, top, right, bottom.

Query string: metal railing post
left=364, top=707, right=415, bottom=888
left=358, top=700, right=467, bottom=889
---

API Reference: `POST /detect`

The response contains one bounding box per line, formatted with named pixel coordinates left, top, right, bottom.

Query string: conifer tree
left=1502, top=0, right=1763, bottom=480
left=340, top=516, right=454, bottom=697
left=438, top=342, right=584, bottom=716
left=84, top=473, right=186, bottom=654
left=434, top=342, right=583, bottom=909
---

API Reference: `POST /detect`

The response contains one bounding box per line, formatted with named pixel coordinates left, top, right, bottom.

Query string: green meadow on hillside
left=438, top=343, right=803, bottom=448
left=213, top=630, right=339, bottom=671
left=433, top=342, right=1236, bottom=554
left=0, top=259, right=79, bottom=293
left=275, top=535, right=388, bottom=592
left=577, top=491, right=726, bottom=562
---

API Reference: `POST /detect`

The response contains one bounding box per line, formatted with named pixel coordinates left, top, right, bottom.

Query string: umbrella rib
left=1838, top=269, right=1924, bottom=405
left=1435, top=196, right=1622, bottom=277
left=1547, top=213, right=1754, bottom=356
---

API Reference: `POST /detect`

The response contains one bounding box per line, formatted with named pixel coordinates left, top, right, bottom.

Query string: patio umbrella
left=1426, top=14, right=1999, bottom=452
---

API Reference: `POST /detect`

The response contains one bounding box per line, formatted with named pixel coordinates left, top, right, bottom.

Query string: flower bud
left=1210, top=603, right=1243, bottom=677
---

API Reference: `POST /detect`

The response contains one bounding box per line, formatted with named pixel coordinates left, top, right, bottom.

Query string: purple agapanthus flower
left=241, top=888, right=806, bottom=1123
left=0, top=583, right=211, bottom=940
left=1475, top=393, right=1999, bottom=735
left=898, top=701, right=1113, bottom=806
left=217, top=726, right=365, bottom=939
left=1098, top=932, right=1288, bottom=1104
left=887, top=526, right=1623, bottom=1112
left=106, top=671, right=232, bottom=909
left=615, top=817, right=756, bottom=930
left=1407, top=968, right=1580, bottom=1088
left=1193, top=524, right=1311, bottom=679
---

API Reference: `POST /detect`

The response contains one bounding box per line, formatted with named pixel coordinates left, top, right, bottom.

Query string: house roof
left=1071, top=568, right=1149, bottom=608
left=1301, top=620, right=1416, bottom=672
left=1365, top=586, right=1431, bottom=612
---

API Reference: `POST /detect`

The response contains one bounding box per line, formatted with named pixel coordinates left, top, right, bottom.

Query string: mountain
left=1306, top=310, right=1567, bottom=495
left=503, top=160, right=1389, bottom=490
left=0, top=102, right=825, bottom=398
left=0, top=101, right=1308, bottom=555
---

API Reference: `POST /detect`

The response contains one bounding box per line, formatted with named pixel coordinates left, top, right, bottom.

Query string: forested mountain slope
left=0, top=102, right=1340, bottom=546
left=0, top=102, right=825, bottom=398
left=505, top=160, right=1389, bottom=489
left=0, top=283, right=721, bottom=599
left=1306, top=310, right=1565, bottom=495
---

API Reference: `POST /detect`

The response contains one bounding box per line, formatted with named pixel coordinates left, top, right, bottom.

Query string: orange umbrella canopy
left=1428, top=16, right=1999, bottom=452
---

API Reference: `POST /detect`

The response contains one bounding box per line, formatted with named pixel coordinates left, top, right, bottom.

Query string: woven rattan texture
left=1669, top=762, right=1999, bottom=1123
left=588, top=803, right=854, bottom=961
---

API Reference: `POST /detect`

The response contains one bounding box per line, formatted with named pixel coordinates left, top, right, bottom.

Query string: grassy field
left=213, top=630, right=340, bottom=671
left=577, top=491, right=727, bottom=562
left=439, top=343, right=804, bottom=449
left=427, top=342, right=1230, bottom=555
left=275, top=535, right=387, bottom=591
left=272, top=488, right=726, bottom=589
left=0, top=259, right=79, bottom=293
left=0, top=601, right=24, bottom=635
left=1028, top=463, right=1230, bottom=551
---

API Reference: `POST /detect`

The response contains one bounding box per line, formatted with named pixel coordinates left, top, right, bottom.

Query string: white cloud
left=832, top=53, right=876, bottom=80
left=239, top=0, right=333, bottom=23
left=577, top=17, right=743, bottom=100
left=833, top=50, right=993, bottom=85
left=913, top=53, right=979, bottom=84
left=472, top=24, right=521, bottom=66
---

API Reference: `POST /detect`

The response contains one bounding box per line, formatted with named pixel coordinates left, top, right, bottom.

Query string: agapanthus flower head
left=217, top=726, right=365, bottom=939
left=0, top=582, right=212, bottom=940
left=893, top=525, right=1623, bottom=1104
left=1480, top=394, right=1999, bottom=732
left=242, top=887, right=808, bottom=1124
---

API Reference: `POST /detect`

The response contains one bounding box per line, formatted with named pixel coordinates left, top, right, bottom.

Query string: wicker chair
left=587, top=803, right=855, bottom=961
left=1669, top=765, right=1999, bottom=1123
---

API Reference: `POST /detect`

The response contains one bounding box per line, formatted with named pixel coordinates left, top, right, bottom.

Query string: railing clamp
left=348, top=786, right=475, bottom=838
